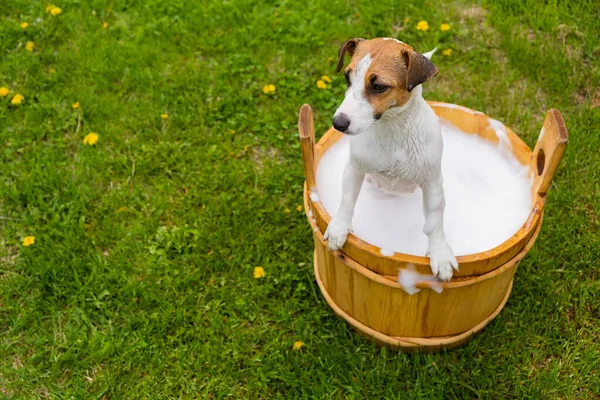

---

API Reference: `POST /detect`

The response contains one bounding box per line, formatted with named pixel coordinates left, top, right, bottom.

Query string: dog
left=323, top=37, right=459, bottom=281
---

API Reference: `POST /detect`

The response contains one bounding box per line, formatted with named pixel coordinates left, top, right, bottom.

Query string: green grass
left=1, top=0, right=599, bottom=398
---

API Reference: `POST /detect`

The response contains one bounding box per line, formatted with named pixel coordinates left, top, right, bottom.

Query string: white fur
left=383, top=38, right=405, bottom=44
left=324, top=49, right=458, bottom=281
left=333, top=54, right=375, bottom=135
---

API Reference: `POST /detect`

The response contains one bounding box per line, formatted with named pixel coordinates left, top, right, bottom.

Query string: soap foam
left=315, top=119, right=532, bottom=256
left=398, top=265, right=443, bottom=295
left=488, top=118, right=513, bottom=157
left=310, top=190, right=320, bottom=202
left=380, top=248, right=395, bottom=257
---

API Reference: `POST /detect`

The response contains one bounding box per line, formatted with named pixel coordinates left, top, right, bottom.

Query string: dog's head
left=332, top=38, right=439, bottom=135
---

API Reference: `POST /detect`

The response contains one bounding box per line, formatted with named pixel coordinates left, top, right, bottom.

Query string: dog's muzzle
left=332, top=113, right=351, bottom=133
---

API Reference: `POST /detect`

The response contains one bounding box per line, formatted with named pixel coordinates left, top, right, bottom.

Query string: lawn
left=1, top=0, right=599, bottom=398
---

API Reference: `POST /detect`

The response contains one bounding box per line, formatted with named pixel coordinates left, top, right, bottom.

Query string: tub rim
left=309, top=204, right=542, bottom=290
left=300, top=102, right=566, bottom=276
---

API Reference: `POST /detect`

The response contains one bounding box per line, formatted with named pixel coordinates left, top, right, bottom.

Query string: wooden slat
left=311, top=212, right=542, bottom=339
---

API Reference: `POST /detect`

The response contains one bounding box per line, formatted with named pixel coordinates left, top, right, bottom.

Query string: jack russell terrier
left=324, top=37, right=459, bottom=281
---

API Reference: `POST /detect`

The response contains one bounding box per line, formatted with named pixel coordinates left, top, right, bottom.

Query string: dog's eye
left=344, top=71, right=351, bottom=87
left=371, top=83, right=389, bottom=93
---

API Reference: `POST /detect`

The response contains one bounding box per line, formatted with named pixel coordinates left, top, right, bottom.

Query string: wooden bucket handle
left=298, top=104, right=317, bottom=190
left=531, top=109, right=568, bottom=197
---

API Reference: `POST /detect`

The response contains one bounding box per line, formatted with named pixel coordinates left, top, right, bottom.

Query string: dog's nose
left=332, top=114, right=351, bottom=132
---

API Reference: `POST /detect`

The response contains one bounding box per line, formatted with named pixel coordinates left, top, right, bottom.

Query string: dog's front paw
left=428, top=241, right=459, bottom=282
left=324, top=216, right=352, bottom=251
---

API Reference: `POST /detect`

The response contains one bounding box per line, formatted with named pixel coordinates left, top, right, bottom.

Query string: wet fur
left=324, top=38, right=458, bottom=281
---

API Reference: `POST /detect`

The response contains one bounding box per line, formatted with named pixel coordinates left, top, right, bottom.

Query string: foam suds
left=398, top=265, right=443, bottom=295
left=315, top=119, right=532, bottom=256
left=488, top=118, right=513, bottom=157
left=309, top=190, right=320, bottom=202
left=422, top=48, right=437, bottom=59
left=380, top=248, right=395, bottom=257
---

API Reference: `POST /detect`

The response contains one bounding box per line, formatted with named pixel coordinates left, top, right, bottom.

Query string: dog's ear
left=402, top=50, right=439, bottom=92
left=336, top=38, right=364, bottom=72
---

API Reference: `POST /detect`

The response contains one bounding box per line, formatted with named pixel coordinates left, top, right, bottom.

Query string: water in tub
left=315, top=119, right=532, bottom=258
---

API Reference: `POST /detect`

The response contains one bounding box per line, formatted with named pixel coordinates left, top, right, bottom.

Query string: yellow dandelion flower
left=0, top=87, right=10, bottom=97
left=103, top=22, right=109, bottom=29
left=293, top=341, right=304, bottom=350
left=284, top=208, right=291, bottom=214
left=321, top=75, right=332, bottom=83
left=20, top=22, right=29, bottom=29
left=48, top=67, right=56, bottom=74
left=161, top=113, right=168, bottom=119
left=416, top=20, right=429, bottom=31
left=23, top=236, right=35, bottom=246
left=441, top=23, right=451, bottom=32
left=72, top=101, right=80, bottom=109
left=83, top=132, right=99, bottom=145
left=443, top=49, right=453, bottom=56
left=50, top=6, right=62, bottom=16
left=46, top=5, right=55, bottom=12
left=25, top=41, right=35, bottom=52
left=262, top=84, right=276, bottom=94
left=253, top=266, right=266, bottom=278
left=11, top=94, right=24, bottom=105
left=316, top=80, right=327, bottom=89
left=230, top=130, right=236, bottom=135
left=296, top=205, right=302, bottom=212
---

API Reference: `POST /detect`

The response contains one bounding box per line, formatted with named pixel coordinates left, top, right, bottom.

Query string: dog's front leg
left=324, top=162, right=365, bottom=251
left=421, top=179, right=458, bottom=281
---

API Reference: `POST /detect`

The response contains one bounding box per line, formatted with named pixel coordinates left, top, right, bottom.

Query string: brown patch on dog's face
left=339, top=38, right=439, bottom=120
left=363, top=43, right=414, bottom=119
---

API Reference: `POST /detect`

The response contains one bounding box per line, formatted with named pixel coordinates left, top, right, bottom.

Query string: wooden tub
left=298, top=103, right=567, bottom=350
